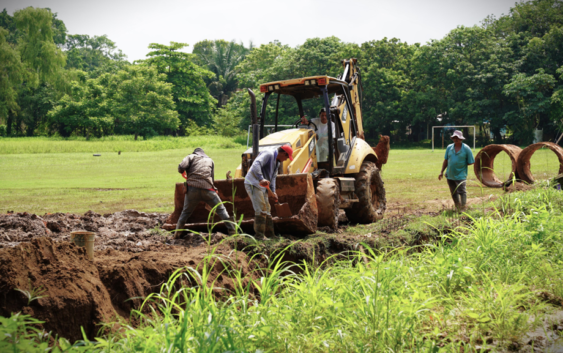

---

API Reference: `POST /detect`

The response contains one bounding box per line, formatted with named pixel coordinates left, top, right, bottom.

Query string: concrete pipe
left=516, top=142, right=563, bottom=184
left=474, top=144, right=522, bottom=188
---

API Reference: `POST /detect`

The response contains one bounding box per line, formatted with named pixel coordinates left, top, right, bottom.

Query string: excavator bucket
left=162, top=173, right=318, bottom=236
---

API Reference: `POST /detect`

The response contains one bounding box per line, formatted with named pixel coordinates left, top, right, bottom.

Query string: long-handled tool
left=266, top=184, right=292, bottom=218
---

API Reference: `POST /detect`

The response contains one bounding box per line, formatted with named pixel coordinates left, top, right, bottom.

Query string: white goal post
left=432, top=125, right=476, bottom=151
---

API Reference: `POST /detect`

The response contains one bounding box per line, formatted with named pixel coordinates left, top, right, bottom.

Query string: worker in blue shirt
left=438, top=130, right=475, bottom=211
left=245, top=145, right=293, bottom=239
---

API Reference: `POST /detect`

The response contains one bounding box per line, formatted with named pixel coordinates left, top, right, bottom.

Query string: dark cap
left=193, top=148, right=208, bottom=157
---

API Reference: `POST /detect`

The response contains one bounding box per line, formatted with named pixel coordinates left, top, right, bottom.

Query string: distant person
left=301, top=108, right=335, bottom=162
left=244, top=145, right=293, bottom=239
left=438, top=130, right=475, bottom=211
left=175, top=148, right=236, bottom=238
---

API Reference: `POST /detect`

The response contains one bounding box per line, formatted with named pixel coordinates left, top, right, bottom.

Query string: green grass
left=1, top=137, right=561, bottom=214
left=4, top=187, right=563, bottom=351
left=0, top=135, right=245, bottom=154
left=0, top=148, right=243, bottom=214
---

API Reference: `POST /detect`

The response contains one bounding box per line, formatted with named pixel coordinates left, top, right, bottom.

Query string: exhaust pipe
left=248, top=88, right=259, bottom=162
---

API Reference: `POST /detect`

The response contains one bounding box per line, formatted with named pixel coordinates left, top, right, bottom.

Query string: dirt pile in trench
left=0, top=237, right=116, bottom=341
left=0, top=236, right=255, bottom=342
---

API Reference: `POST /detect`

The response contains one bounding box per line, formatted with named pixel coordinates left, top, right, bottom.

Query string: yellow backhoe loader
left=163, top=58, right=389, bottom=235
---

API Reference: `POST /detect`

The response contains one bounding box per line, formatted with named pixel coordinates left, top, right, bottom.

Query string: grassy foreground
left=1, top=136, right=561, bottom=214
left=3, top=187, right=563, bottom=351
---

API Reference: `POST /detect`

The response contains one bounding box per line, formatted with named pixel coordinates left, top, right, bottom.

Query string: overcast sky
left=2, top=0, right=520, bottom=61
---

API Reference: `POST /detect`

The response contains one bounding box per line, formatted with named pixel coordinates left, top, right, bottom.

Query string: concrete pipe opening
left=474, top=144, right=522, bottom=188
left=516, top=142, right=563, bottom=184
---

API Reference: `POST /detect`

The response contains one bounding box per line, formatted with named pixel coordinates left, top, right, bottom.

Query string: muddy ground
left=1, top=207, right=562, bottom=351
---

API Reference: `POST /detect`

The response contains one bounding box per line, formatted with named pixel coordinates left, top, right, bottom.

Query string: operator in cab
left=300, top=108, right=335, bottom=162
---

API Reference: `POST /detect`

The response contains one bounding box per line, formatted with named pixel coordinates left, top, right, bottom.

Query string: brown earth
left=0, top=210, right=257, bottom=342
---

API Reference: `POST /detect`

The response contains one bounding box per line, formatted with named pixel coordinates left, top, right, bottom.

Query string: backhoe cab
left=164, top=59, right=389, bottom=235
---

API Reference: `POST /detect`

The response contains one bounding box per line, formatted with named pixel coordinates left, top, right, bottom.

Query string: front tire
left=346, top=161, right=386, bottom=223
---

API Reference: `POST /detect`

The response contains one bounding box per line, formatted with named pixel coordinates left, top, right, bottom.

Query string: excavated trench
left=0, top=209, right=468, bottom=342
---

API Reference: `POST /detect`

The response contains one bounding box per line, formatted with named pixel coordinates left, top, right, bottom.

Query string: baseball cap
left=280, top=145, right=294, bottom=161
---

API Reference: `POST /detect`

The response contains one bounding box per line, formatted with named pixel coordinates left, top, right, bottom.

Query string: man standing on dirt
left=438, top=130, right=475, bottom=211
left=301, top=108, right=335, bottom=162
left=175, top=148, right=236, bottom=238
left=244, top=145, right=293, bottom=239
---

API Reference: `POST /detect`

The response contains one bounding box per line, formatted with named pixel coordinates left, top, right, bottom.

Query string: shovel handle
left=265, top=185, right=279, bottom=203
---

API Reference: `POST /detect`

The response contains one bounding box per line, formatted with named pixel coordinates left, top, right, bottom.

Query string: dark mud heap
left=0, top=210, right=172, bottom=252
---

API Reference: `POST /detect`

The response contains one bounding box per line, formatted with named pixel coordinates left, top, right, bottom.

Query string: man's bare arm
left=438, top=160, right=448, bottom=180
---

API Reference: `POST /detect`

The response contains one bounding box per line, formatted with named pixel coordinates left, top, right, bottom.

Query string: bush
left=0, top=125, right=6, bottom=137
left=185, top=119, right=213, bottom=136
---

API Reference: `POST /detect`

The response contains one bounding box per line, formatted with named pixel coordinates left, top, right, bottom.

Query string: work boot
left=265, top=215, right=276, bottom=238
left=226, top=217, right=237, bottom=236
left=452, top=194, right=461, bottom=212
left=173, top=229, right=185, bottom=239
left=460, top=194, right=467, bottom=211
left=254, top=215, right=267, bottom=240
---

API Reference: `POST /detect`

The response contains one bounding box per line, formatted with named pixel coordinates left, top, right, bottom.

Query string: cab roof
left=259, top=75, right=349, bottom=100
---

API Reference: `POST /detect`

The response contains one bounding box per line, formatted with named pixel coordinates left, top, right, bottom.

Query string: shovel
left=266, top=184, right=292, bottom=218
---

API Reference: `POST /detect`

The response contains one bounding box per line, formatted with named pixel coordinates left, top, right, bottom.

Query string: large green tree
left=142, top=42, right=216, bottom=132
left=110, top=65, right=179, bottom=139
left=193, top=39, right=250, bottom=107
left=0, top=27, right=23, bottom=124
left=47, top=71, right=113, bottom=137
left=64, top=34, right=127, bottom=73
left=1, top=7, right=66, bottom=136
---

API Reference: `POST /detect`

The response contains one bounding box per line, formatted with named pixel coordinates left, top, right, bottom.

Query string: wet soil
left=1, top=208, right=562, bottom=349
left=0, top=210, right=256, bottom=342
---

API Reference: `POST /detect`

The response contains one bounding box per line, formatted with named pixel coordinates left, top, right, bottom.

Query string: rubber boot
left=452, top=194, right=461, bottom=212
left=265, top=215, right=276, bottom=238
left=460, top=194, right=467, bottom=211
left=226, top=217, right=237, bottom=236
left=254, top=215, right=267, bottom=240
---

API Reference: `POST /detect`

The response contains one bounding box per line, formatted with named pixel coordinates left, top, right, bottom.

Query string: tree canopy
left=1, top=1, right=563, bottom=145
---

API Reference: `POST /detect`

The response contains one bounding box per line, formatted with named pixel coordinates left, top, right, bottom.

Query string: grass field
left=1, top=137, right=561, bottom=214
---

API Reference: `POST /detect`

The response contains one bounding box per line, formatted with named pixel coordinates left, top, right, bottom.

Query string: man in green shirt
left=438, top=130, right=475, bottom=211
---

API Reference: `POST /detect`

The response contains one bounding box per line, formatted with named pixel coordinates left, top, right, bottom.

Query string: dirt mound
left=0, top=236, right=255, bottom=342
left=504, top=182, right=535, bottom=193
left=0, top=210, right=170, bottom=252
left=95, top=244, right=255, bottom=318
left=0, top=237, right=116, bottom=342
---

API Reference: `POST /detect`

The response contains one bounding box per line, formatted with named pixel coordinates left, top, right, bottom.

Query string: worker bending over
left=176, top=148, right=236, bottom=238
left=244, top=145, right=293, bottom=239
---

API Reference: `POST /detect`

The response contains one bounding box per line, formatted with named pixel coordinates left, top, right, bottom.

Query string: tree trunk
left=6, top=110, right=14, bottom=136
left=134, top=133, right=138, bottom=141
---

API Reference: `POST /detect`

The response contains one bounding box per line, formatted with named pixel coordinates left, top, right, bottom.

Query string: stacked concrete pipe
left=516, top=142, right=563, bottom=184
left=474, top=144, right=522, bottom=188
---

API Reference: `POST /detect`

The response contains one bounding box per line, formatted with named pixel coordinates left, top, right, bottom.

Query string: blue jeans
left=244, top=184, right=271, bottom=216
left=176, top=186, right=235, bottom=232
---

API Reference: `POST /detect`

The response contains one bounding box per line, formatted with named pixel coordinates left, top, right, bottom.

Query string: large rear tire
left=346, top=161, right=386, bottom=224
left=316, top=178, right=340, bottom=230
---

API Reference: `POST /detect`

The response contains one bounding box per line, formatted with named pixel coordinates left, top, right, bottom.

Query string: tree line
left=1, top=0, right=562, bottom=145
